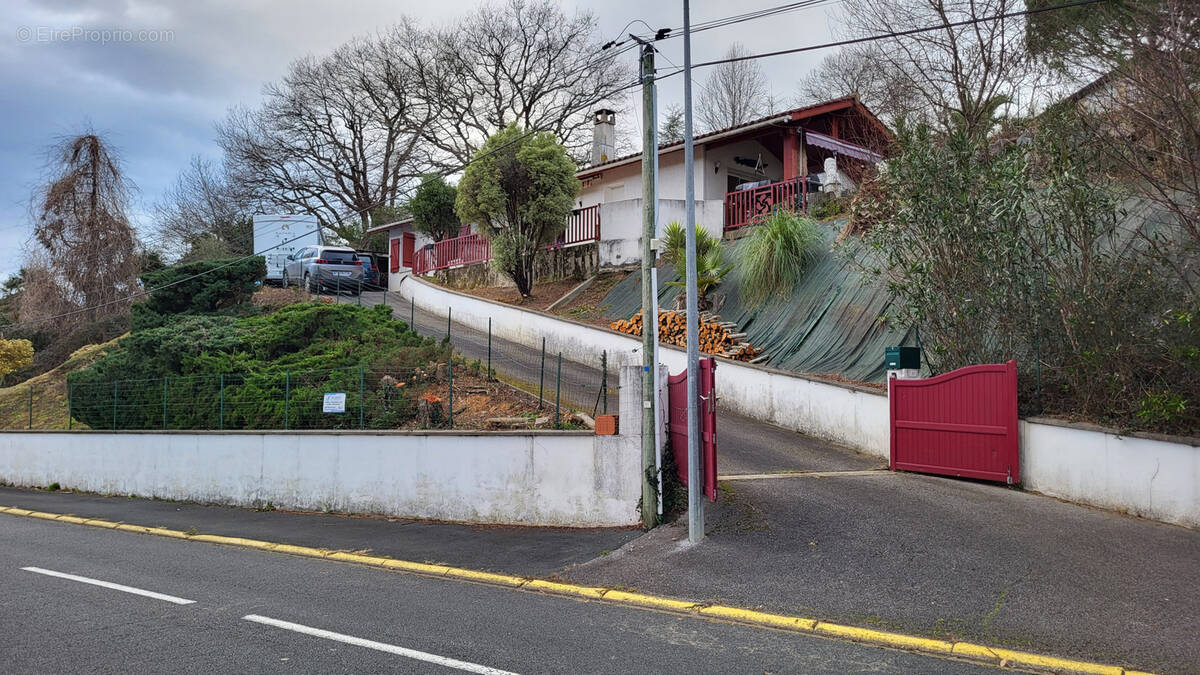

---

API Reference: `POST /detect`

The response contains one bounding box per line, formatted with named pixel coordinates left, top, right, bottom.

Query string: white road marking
left=21, top=566, right=196, bottom=605
left=243, top=614, right=521, bottom=675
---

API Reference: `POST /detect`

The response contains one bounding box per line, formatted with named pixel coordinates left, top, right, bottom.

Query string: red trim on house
left=578, top=95, right=888, bottom=179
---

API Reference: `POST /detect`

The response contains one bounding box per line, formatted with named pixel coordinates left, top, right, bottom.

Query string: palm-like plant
left=661, top=221, right=731, bottom=310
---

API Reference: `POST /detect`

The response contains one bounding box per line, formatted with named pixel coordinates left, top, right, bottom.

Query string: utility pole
left=650, top=66, right=664, bottom=521
left=682, top=0, right=705, bottom=543
left=638, top=39, right=657, bottom=530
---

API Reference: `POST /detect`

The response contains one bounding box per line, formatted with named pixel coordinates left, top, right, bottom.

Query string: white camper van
left=253, top=214, right=321, bottom=285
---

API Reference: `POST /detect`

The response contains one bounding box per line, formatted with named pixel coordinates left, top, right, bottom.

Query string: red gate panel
left=890, top=361, right=1019, bottom=484
left=668, top=357, right=717, bottom=501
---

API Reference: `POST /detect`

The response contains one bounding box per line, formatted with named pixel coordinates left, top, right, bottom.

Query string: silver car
left=282, top=245, right=365, bottom=295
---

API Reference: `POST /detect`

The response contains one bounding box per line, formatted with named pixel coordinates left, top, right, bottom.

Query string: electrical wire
left=646, top=0, right=842, bottom=42
left=667, top=0, right=1110, bottom=74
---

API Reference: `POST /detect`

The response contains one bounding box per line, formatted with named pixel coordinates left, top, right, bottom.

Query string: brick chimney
left=592, top=109, right=616, bottom=165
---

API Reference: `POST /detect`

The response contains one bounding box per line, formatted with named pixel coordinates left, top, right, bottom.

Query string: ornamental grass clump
left=737, top=209, right=821, bottom=306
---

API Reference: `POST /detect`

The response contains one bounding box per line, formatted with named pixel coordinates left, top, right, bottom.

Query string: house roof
left=366, top=218, right=413, bottom=235
left=577, top=95, right=889, bottom=178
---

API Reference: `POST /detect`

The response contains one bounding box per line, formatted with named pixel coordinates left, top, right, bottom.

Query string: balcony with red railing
left=411, top=232, right=491, bottom=276
left=410, top=206, right=600, bottom=275
left=723, top=177, right=807, bottom=232
left=548, top=204, right=601, bottom=249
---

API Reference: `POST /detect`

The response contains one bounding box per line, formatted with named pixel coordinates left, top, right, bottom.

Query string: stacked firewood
left=609, top=310, right=763, bottom=361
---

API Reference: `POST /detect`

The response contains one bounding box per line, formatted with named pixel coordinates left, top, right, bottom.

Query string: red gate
left=668, top=357, right=717, bottom=501
left=889, top=361, right=1019, bottom=484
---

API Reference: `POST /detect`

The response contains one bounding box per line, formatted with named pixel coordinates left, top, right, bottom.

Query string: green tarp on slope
left=598, top=218, right=914, bottom=383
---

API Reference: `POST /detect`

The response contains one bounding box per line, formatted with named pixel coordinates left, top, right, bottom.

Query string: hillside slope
left=0, top=338, right=121, bottom=430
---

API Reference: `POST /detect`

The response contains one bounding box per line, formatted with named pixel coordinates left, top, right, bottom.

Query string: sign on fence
left=323, top=392, right=347, bottom=413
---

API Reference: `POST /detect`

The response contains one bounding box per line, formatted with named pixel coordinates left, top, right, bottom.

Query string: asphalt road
left=360, top=287, right=1200, bottom=673
left=0, top=514, right=1008, bottom=674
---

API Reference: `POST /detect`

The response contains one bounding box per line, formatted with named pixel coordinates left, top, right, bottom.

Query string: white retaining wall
left=1021, top=421, right=1198, bottom=527
left=399, top=276, right=1200, bottom=528
left=0, top=430, right=643, bottom=527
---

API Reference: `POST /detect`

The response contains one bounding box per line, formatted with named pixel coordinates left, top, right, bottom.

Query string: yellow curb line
left=0, top=505, right=1152, bottom=675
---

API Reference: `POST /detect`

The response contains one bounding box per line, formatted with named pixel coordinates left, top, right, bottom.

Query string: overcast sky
left=0, top=0, right=844, bottom=279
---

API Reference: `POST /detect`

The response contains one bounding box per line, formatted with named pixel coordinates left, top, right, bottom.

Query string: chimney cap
left=593, top=109, right=616, bottom=123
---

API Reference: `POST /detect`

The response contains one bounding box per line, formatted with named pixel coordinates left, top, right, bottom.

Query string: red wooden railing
left=723, top=177, right=806, bottom=231
left=411, top=206, right=601, bottom=275
left=411, top=232, right=491, bottom=276
left=549, top=205, right=601, bottom=249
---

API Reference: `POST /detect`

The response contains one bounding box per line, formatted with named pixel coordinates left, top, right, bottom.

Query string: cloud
left=0, top=0, right=841, bottom=280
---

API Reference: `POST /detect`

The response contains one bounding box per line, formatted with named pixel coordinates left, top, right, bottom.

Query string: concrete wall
left=398, top=275, right=1200, bottom=528
left=1021, top=420, right=1198, bottom=527
left=0, top=429, right=643, bottom=527
left=597, top=198, right=724, bottom=268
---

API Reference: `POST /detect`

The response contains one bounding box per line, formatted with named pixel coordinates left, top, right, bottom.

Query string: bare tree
left=837, top=0, right=1046, bottom=137
left=412, top=0, right=631, bottom=166
left=217, top=31, right=434, bottom=248
left=795, top=48, right=924, bottom=127
left=154, top=155, right=252, bottom=261
left=697, top=43, right=771, bottom=132
left=22, top=133, right=140, bottom=327
left=1046, top=0, right=1200, bottom=289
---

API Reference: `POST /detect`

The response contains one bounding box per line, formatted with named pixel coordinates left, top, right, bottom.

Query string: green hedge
left=67, top=303, right=446, bottom=430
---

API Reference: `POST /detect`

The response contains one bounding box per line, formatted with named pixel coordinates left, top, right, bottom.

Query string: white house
left=575, top=96, right=888, bottom=266
left=372, top=95, right=888, bottom=290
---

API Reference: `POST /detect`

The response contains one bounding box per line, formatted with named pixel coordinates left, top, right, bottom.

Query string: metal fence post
left=554, top=352, right=562, bottom=428
left=602, top=350, right=608, bottom=414
left=28, top=384, right=33, bottom=429
left=67, top=382, right=72, bottom=430
left=284, top=372, right=290, bottom=430
left=487, top=318, right=492, bottom=380
left=359, top=365, right=365, bottom=430
left=446, top=307, right=451, bottom=341
left=336, top=275, right=341, bottom=302
left=219, top=374, right=225, bottom=430
left=538, top=337, right=546, bottom=409
left=357, top=278, right=362, bottom=306
left=447, top=355, right=454, bottom=428
left=410, top=297, right=415, bottom=329
left=112, top=381, right=118, bottom=430
left=162, top=377, right=168, bottom=430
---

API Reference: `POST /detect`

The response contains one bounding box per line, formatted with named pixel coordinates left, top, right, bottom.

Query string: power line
left=653, top=0, right=841, bottom=40
left=675, top=0, right=1110, bottom=73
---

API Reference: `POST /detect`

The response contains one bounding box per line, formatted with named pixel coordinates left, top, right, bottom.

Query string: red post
left=783, top=129, right=800, bottom=181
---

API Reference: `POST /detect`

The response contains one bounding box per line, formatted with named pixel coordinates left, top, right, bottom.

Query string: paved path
left=0, top=514, right=1006, bottom=674
left=363, top=288, right=1199, bottom=674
